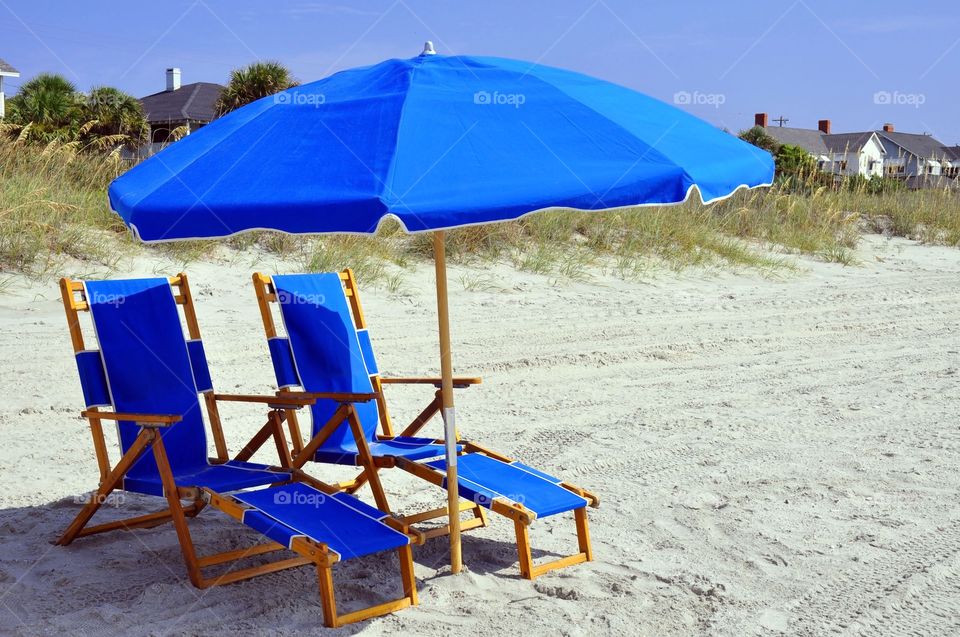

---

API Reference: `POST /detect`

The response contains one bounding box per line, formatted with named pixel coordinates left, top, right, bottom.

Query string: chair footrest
left=426, top=454, right=588, bottom=518
left=234, top=484, right=409, bottom=561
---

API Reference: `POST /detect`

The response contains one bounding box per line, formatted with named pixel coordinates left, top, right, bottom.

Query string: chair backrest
left=63, top=276, right=217, bottom=480
left=265, top=273, right=382, bottom=456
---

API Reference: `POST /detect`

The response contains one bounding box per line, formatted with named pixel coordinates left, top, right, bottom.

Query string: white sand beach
left=0, top=234, right=958, bottom=636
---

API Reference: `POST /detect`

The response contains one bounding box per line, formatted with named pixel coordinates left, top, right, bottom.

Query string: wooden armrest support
left=81, top=410, right=181, bottom=425
left=213, top=393, right=315, bottom=408
left=382, top=516, right=426, bottom=545
left=290, top=391, right=378, bottom=403
left=379, top=377, right=482, bottom=388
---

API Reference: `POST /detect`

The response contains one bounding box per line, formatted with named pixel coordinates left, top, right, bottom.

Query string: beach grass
left=1, top=140, right=958, bottom=284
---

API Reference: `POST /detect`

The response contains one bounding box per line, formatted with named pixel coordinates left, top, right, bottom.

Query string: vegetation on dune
left=0, top=140, right=127, bottom=275
left=0, top=73, right=147, bottom=152
left=2, top=138, right=958, bottom=284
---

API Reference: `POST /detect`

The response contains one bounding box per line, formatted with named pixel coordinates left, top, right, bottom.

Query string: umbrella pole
left=433, top=230, right=462, bottom=574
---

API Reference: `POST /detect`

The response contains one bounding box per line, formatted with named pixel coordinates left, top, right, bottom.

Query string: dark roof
left=763, top=126, right=828, bottom=155
left=139, top=82, right=223, bottom=124
left=942, top=146, right=960, bottom=161
left=822, top=132, right=879, bottom=153
left=876, top=130, right=949, bottom=160
left=0, top=57, right=19, bottom=74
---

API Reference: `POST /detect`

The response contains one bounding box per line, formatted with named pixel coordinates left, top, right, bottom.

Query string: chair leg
left=269, top=410, right=293, bottom=468
left=398, top=545, right=418, bottom=607
left=317, top=562, right=339, bottom=628
left=575, top=507, right=593, bottom=561
left=514, top=508, right=593, bottom=580
left=514, top=520, right=534, bottom=579
left=316, top=546, right=418, bottom=628
left=347, top=408, right=391, bottom=513
left=151, top=434, right=203, bottom=587
left=285, top=408, right=304, bottom=456
left=57, top=428, right=155, bottom=546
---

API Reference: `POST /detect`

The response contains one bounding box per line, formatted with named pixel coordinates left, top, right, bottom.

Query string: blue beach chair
left=57, top=274, right=419, bottom=628
left=251, top=270, right=599, bottom=579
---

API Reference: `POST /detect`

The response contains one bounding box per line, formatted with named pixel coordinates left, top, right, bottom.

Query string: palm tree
left=216, top=61, right=299, bottom=115
left=738, top=126, right=781, bottom=155
left=83, top=86, right=148, bottom=150
left=6, top=73, right=82, bottom=137
left=3, top=75, right=147, bottom=152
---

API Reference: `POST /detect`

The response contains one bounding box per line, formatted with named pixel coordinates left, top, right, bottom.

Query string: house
left=821, top=131, right=886, bottom=178
left=752, top=113, right=957, bottom=187
left=875, top=123, right=953, bottom=179
left=0, top=57, right=20, bottom=119
left=137, top=68, right=223, bottom=157
left=753, top=114, right=885, bottom=178
left=943, top=146, right=960, bottom=179
left=753, top=113, right=830, bottom=164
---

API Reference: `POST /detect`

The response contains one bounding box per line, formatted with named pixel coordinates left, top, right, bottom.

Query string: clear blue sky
left=2, top=0, right=958, bottom=142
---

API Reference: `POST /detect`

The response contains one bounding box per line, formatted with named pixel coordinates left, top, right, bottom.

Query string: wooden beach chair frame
left=58, top=274, right=420, bottom=628
left=252, top=269, right=599, bottom=579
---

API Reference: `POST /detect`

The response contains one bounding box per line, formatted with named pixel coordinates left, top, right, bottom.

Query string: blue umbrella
left=109, top=44, right=774, bottom=573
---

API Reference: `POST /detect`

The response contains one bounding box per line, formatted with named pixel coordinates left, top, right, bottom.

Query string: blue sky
left=2, top=0, right=958, bottom=142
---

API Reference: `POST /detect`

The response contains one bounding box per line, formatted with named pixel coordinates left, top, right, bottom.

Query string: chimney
left=166, top=67, right=181, bottom=92
left=818, top=119, right=831, bottom=135
left=755, top=112, right=769, bottom=128
left=883, top=123, right=895, bottom=133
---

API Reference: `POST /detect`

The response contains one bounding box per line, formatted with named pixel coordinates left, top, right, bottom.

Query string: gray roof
left=139, top=82, right=223, bottom=124
left=822, top=132, right=879, bottom=153
left=763, top=126, right=828, bottom=155
left=0, top=57, right=19, bottom=74
left=876, top=130, right=949, bottom=160
left=942, top=146, right=960, bottom=161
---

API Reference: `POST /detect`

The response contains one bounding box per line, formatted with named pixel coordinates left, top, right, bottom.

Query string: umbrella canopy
left=107, top=49, right=774, bottom=576
left=110, top=54, right=773, bottom=241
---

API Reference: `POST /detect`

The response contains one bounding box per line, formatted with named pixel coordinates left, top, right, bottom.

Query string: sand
left=0, top=234, right=958, bottom=636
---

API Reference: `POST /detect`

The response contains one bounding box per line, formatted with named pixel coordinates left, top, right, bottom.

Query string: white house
left=0, top=58, right=20, bottom=119
left=752, top=113, right=958, bottom=187
left=822, top=132, right=886, bottom=178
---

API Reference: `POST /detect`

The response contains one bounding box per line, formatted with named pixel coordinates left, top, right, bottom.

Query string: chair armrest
left=81, top=410, right=181, bottom=426
left=213, top=393, right=315, bottom=409
left=380, top=377, right=482, bottom=388
left=286, top=390, right=378, bottom=403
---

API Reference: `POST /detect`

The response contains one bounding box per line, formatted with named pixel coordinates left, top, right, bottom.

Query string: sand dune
left=0, top=234, right=958, bottom=636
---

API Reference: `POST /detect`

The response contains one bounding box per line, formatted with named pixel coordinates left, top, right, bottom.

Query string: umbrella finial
left=421, top=41, right=437, bottom=56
